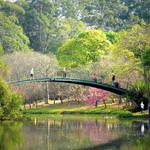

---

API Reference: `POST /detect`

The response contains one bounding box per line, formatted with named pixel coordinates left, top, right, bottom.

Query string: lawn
left=23, top=102, right=135, bottom=118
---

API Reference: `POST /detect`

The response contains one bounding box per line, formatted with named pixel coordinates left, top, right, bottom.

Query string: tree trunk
left=95, top=100, right=98, bottom=107
left=103, top=100, right=107, bottom=108
left=24, top=103, right=26, bottom=110
left=143, top=66, right=150, bottom=99
left=60, top=97, right=63, bottom=104
left=119, top=96, right=122, bottom=104
left=144, top=66, right=150, bottom=82
left=53, top=99, right=56, bottom=104
left=35, top=100, right=38, bottom=108
left=29, top=103, right=32, bottom=109
left=45, top=82, right=49, bottom=104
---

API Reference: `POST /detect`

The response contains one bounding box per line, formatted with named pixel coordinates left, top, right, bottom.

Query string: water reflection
left=0, top=117, right=150, bottom=150
left=22, top=118, right=119, bottom=150
left=141, top=123, right=145, bottom=135
left=0, top=121, right=23, bottom=150
left=21, top=117, right=150, bottom=150
left=148, top=119, right=150, bottom=128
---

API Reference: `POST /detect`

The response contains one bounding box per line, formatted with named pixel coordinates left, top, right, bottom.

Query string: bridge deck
left=8, top=77, right=128, bottom=95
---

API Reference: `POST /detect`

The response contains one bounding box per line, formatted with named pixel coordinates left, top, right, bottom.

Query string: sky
left=5, top=0, right=17, bottom=2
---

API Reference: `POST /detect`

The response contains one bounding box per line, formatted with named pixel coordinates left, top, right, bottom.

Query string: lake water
left=0, top=115, right=150, bottom=150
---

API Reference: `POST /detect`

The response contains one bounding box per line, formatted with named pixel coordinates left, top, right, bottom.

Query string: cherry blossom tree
left=84, top=87, right=109, bottom=108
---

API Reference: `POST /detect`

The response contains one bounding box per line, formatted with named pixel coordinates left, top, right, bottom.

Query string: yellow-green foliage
left=57, top=29, right=112, bottom=68
left=115, top=24, right=150, bottom=61
left=0, top=77, right=23, bottom=120
left=133, top=80, right=150, bottom=97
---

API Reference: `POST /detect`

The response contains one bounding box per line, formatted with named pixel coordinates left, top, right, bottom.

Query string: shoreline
left=23, top=107, right=150, bottom=119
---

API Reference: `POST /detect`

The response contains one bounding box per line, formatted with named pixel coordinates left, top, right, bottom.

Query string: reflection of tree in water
left=0, top=122, right=23, bottom=150
left=80, top=120, right=150, bottom=150
left=21, top=118, right=150, bottom=150
left=82, top=119, right=118, bottom=145
left=22, top=118, right=120, bottom=150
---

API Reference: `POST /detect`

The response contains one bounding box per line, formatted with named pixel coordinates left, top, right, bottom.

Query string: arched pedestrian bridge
left=8, top=77, right=129, bottom=96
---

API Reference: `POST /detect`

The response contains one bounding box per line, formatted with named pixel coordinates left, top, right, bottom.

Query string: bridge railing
left=7, top=68, right=133, bottom=91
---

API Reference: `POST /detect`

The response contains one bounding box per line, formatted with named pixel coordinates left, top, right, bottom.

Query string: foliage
left=83, top=87, right=109, bottom=107
left=122, top=0, right=150, bottom=23
left=0, top=77, right=23, bottom=120
left=57, top=29, right=111, bottom=68
left=132, top=80, right=150, bottom=98
left=48, top=18, right=86, bottom=53
left=0, top=122, right=23, bottom=150
left=54, top=0, right=142, bottom=31
left=0, top=40, right=8, bottom=77
left=112, top=24, right=150, bottom=83
left=0, top=0, right=149, bottom=55
left=0, top=12, right=30, bottom=53
left=106, top=31, right=119, bottom=44
left=19, top=0, right=86, bottom=53
left=142, top=48, right=150, bottom=66
left=20, top=4, right=54, bottom=53
left=112, top=49, right=141, bottom=83
left=3, top=51, right=59, bottom=80
left=125, top=80, right=149, bottom=112
left=116, top=24, right=150, bottom=60
left=0, top=0, right=25, bottom=16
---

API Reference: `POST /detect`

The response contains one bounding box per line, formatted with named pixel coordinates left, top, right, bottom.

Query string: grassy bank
left=23, top=103, right=136, bottom=118
left=23, top=102, right=150, bottom=118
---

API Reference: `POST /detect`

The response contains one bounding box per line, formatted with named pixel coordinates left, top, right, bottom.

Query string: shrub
left=0, top=77, right=23, bottom=120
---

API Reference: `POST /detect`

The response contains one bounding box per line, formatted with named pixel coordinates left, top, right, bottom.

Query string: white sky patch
left=4, top=0, right=17, bottom=2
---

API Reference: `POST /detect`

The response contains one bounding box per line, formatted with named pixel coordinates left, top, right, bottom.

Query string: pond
left=0, top=115, right=150, bottom=150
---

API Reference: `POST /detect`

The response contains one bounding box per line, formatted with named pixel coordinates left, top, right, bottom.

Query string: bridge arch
left=8, top=77, right=128, bottom=95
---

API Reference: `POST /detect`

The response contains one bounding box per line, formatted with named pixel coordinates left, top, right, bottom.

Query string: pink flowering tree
left=83, top=87, right=109, bottom=108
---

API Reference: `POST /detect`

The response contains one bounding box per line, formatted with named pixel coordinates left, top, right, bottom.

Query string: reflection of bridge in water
left=8, top=77, right=129, bottom=95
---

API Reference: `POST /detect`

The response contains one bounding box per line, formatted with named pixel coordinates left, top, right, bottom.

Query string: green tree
left=0, top=0, right=25, bottom=16
left=106, top=31, right=119, bottom=44
left=0, top=0, right=30, bottom=53
left=57, top=29, right=111, bottom=68
left=71, top=0, right=142, bottom=31
left=0, top=77, right=23, bottom=120
left=19, top=0, right=56, bottom=53
left=116, top=24, right=150, bottom=81
left=142, top=48, right=150, bottom=67
left=48, top=18, right=86, bottom=53
left=0, top=44, right=7, bottom=77
left=122, top=0, right=150, bottom=23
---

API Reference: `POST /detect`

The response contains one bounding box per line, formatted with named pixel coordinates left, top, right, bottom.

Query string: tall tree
left=0, top=0, right=30, bottom=53
left=122, top=0, right=150, bottom=23
left=113, top=24, right=150, bottom=82
left=19, top=0, right=86, bottom=53
left=54, top=0, right=143, bottom=31
left=57, top=29, right=111, bottom=68
left=19, top=0, right=56, bottom=53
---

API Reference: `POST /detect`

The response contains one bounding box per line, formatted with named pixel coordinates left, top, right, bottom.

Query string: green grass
left=23, top=104, right=134, bottom=118
left=132, top=110, right=150, bottom=118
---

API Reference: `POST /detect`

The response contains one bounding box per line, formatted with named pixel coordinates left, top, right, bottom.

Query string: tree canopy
left=0, top=77, right=23, bottom=120
left=0, top=0, right=30, bottom=53
left=57, top=30, right=111, bottom=68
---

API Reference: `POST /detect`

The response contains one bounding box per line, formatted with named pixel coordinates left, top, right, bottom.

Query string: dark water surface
left=0, top=115, right=150, bottom=150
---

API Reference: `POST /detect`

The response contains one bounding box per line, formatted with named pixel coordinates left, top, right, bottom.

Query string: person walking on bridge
left=112, top=73, right=115, bottom=85
left=112, top=73, right=120, bottom=88
left=30, top=68, right=34, bottom=79
left=63, top=67, right=66, bottom=78
left=92, top=73, right=97, bottom=82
